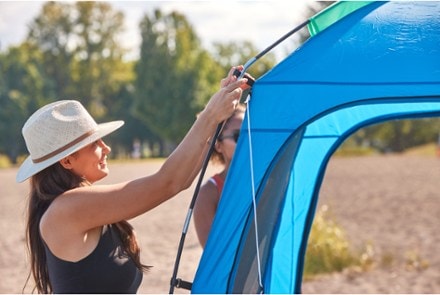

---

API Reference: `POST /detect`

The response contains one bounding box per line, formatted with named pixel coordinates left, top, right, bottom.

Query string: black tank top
left=44, top=224, right=143, bottom=293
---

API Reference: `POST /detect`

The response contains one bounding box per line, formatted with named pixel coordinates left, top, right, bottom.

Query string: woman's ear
left=59, top=156, right=73, bottom=169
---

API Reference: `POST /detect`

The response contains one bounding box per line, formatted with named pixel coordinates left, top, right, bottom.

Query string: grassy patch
left=303, top=205, right=431, bottom=279
left=304, top=205, right=373, bottom=278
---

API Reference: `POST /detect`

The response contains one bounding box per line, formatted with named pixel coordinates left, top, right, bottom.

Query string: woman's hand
left=203, top=66, right=250, bottom=124
left=221, top=65, right=255, bottom=89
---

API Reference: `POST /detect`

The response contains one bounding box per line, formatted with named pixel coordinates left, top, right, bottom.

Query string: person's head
left=17, top=100, right=124, bottom=184
left=211, top=104, right=245, bottom=165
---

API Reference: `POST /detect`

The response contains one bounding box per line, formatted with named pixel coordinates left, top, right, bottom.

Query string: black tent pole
left=234, top=19, right=310, bottom=79
left=169, top=122, right=223, bottom=294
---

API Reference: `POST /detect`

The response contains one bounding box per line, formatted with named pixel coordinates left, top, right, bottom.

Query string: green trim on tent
left=308, top=1, right=374, bottom=36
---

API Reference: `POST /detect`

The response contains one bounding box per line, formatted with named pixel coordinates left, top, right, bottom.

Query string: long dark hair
left=24, top=162, right=150, bottom=293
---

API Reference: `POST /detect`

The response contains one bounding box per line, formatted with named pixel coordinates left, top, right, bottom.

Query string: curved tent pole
left=233, top=19, right=310, bottom=79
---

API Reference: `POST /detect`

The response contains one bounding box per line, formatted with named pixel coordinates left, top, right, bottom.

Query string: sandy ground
left=0, top=154, right=439, bottom=293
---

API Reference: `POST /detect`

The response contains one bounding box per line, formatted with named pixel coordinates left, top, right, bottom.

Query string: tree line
left=0, top=2, right=276, bottom=164
left=1, top=2, right=439, bottom=165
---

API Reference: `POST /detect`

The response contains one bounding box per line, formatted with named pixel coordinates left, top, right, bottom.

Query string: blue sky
left=0, top=1, right=316, bottom=61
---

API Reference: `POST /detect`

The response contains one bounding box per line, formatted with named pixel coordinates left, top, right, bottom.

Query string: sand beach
left=0, top=154, right=438, bottom=293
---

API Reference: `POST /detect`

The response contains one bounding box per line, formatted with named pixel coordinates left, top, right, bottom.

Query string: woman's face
left=216, top=115, right=244, bottom=166
left=62, top=139, right=111, bottom=183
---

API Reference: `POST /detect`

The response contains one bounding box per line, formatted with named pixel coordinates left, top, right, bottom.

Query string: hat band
left=32, top=129, right=96, bottom=163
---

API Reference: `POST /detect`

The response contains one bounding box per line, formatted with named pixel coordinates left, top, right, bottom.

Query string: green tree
left=134, top=9, right=214, bottom=155
left=104, top=80, right=160, bottom=158
left=0, top=43, right=51, bottom=163
left=72, top=1, right=126, bottom=118
left=26, top=1, right=128, bottom=120
left=27, top=1, right=74, bottom=100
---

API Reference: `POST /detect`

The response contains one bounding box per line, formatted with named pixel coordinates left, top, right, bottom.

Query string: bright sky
left=0, top=1, right=317, bottom=62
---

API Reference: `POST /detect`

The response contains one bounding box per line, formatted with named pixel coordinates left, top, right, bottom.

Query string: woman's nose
left=99, top=139, right=111, bottom=154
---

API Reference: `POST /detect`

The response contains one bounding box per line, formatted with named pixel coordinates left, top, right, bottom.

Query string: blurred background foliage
left=1, top=1, right=440, bottom=167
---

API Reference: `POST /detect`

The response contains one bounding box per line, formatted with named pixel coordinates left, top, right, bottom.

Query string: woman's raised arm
left=47, top=67, right=249, bottom=232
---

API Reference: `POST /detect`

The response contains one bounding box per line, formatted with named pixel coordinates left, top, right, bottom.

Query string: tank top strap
left=208, top=174, right=224, bottom=195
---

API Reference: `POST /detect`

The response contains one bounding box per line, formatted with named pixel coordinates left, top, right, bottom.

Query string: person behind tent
left=17, top=66, right=249, bottom=293
left=193, top=104, right=245, bottom=248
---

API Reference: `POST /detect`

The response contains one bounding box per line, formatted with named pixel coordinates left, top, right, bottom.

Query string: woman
left=17, top=67, right=249, bottom=293
left=193, top=104, right=245, bottom=248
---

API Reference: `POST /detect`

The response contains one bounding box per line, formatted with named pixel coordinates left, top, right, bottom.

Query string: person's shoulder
left=199, top=179, right=220, bottom=199
left=201, top=179, right=218, bottom=193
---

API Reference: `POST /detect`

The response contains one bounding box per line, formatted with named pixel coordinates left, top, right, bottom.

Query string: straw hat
left=16, top=100, right=124, bottom=183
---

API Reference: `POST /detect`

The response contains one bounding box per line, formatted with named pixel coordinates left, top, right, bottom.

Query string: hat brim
left=16, top=120, right=124, bottom=183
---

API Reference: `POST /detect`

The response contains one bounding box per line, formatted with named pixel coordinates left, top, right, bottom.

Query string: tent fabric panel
left=265, top=135, right=337, bottom=293
left=228, top=129, right=304, bottom=293
left=250, top=82, right=440, bottom=131
left=293, top=136, right=339, bottom=292
left=260, top=1, right=440, bottom=84
left=264, top=174, right=294, bottom=293
left=305, top=101, right=440, bottom=137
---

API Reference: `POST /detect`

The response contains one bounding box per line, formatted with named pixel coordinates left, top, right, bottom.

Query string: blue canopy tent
left=191, top=1, right=440, bottom=293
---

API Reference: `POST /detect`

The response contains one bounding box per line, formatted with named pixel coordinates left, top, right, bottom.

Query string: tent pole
left=169, top=122, right=224, bottom=294
left=234, top=19, right=310, bottom=78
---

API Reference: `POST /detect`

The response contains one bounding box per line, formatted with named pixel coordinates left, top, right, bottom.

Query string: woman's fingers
left=220, top=65, right=245, bottom=87
left=225, top=77, right=247, bottom=95
left=206, top=66, right=249, bottom=123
